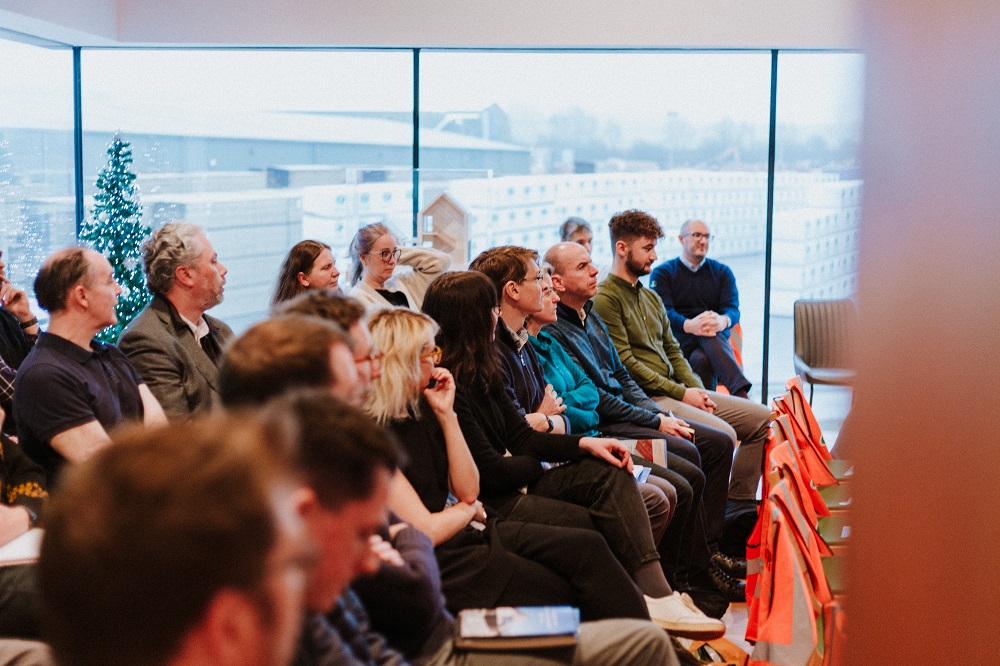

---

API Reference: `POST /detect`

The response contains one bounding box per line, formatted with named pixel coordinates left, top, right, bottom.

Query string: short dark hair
left=34, top=248, right=91, bottom=313
left=469, top=245, right=539, bottom=299
left=39, top=413, right=296, bottom=666
left=265, top=390, right=401, bottom=510
left=276, top=289, right=366, bottom=332
left=219, top=315, right=352, bottom=408
left=422, top=271, right=502, bottom=390
left=608, top=209, right=665, bottom=246
left=272, top=240, right=333, bottom=308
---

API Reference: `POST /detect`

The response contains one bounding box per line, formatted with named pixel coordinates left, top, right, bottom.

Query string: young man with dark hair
left=14, top=248, right=167, bottom=485
left=591, top=211, right=771, bottom=589
left=39, top=413, right=313, bottom=666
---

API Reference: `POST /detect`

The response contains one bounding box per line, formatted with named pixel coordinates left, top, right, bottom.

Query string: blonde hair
left=366, top=308, right=439, bottom=425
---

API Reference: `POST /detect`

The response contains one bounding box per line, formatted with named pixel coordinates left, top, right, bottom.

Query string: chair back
left=793, top=299, right=858, bottom=372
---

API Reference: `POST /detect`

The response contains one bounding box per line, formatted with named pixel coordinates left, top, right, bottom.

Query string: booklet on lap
left=455, top=605, right=580, bottom=650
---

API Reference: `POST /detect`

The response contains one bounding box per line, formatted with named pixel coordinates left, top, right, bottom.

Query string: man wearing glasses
left=650, top=219, right=751, bottom=399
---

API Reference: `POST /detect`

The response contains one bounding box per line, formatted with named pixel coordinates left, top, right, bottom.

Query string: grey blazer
left=119, top=294, right=234, bottom=420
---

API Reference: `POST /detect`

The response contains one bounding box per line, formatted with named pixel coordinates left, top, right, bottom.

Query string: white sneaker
left=644, top=593, right=726, bottom=640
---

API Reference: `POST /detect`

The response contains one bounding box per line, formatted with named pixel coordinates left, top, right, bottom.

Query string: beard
left=625, top=250, right=651, bottom=277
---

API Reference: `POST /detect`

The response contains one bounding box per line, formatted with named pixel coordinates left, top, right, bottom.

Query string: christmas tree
left=79, top=133, right=152, bottom=343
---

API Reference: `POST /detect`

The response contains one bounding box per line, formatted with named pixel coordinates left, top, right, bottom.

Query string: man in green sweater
left=592, top=210, right=772, bottom=505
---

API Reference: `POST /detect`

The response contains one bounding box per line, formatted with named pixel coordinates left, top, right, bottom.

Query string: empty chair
left=793, top=299, right=858, bottom=403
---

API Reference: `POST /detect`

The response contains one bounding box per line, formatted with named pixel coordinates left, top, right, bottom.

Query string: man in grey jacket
left=120, top=222, right=233, bottom=420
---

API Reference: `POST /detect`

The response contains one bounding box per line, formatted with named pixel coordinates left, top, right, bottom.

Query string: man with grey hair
left=119, top=222, right=233, bottom=419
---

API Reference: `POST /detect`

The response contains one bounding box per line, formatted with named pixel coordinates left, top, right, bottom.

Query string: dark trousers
left=685, top=334, right=751, bottom=396
left=524, top=457, right=662, bottom=575
left=494, top=519, right=649, bottom=621
left=0, top=565, right=40, bottom=639
left=598, top=420, right=732, bottom=580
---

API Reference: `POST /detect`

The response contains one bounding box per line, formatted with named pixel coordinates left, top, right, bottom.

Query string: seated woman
left=421, top=272, right=725, bottom=637
left=364, top=308, right=655, bottom=626
left=271, top=239, right=341, bottom=309
left=347, top=223, right=450, bottom=312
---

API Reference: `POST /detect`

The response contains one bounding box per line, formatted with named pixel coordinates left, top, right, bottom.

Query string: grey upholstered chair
left=793, top=298, right=858, bottom=403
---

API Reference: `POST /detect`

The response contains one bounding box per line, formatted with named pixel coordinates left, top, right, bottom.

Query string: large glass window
left=420, top=51, right=773, bottom=397
left=770, top=52, right=864, bottom=438
left=81, top=49, right=413, bottom=331
left=0, top=33, right=75, bottom=301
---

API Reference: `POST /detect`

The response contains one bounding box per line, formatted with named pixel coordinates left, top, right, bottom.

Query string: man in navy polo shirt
left=13, top=248, right=166, bottom=485
left=650, top=219, right=751, bottom=397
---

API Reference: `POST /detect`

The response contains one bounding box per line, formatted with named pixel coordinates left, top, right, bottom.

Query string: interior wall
left=850, top=0, right=1000, bottom=662
left=0, top=0, right=860, bottom=48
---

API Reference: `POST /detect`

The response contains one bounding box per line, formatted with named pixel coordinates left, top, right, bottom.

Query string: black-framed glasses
left=520, top=272, right=544, bottom=284
left=420, top=346, right=442, bottom=364
left=366, top=248, right=401, bottom=262
left=683, top=232, right=713, bottom=241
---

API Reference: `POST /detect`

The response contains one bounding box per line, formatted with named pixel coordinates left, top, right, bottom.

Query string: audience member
left=38, top=413, right=312, bottom=666
left=560, top=217, right=594, bottom=253
left=347, top=223, right=450, bottom=311
left=366, top=308, right=670, bottom=626
left=219, top=314, right=360, bottom=408
left=423, top=271, right=725, bottom=636
left=591, top=210, right=771, bottom=544
left=0, top=248, right=40, bottom=435
left=650, top=219, right=751, bottom=396
left=543, top=241, right=740, bottom=610
left=0, top=403, right=46, bottom=639
left=271, top=240, right=341, bottom=308
left=275, top=290, right=381, bottom=402
left=119, top=222, right=233, bottom=419
left=14, top=248, right=166, bottom=485
left=277, top=391, right=679, bottom=666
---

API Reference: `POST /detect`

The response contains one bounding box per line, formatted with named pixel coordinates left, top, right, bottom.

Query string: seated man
left=650, top=219, right=751, bottom=397
left=591, top=210, right=772, bottom=511
left=544, top=241, right=742, bottom=609
left=0, top=404, right=46, bottom=640
left=38, top=412, right=313, bottom=666
left=13, top=248, right=166, bottom=485
left=0, top=248, right=41, bottom=435
left=272, top=390, right=681, bottom=666
left=119, top=222, right=233, bottom=419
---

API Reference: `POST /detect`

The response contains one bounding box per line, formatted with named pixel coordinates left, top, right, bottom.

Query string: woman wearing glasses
left=364, top=307, right=657, bottom=624
left=347, top=223, right=450, bottom=312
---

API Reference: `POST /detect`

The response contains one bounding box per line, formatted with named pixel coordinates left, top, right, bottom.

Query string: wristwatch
left=544, top=416, right=555, bottom=433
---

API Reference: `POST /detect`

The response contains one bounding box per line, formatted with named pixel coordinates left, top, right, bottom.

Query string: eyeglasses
left=683, top=232, right=713, bottom=241
left=420, top=346, right=442, bottom=364
left=355, top=351, right=384, bottom=370
left=520, top=272, right=544, bottom=285
left=366, top=248, right=401, bottom=263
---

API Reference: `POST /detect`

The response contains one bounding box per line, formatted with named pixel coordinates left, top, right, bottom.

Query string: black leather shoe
left=708, top=562, right=747, bottom=603
left=711, top=551, right=748, bottom=579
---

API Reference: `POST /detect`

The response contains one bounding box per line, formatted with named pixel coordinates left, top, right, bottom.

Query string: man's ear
left=174, top=265, right=196, bottom=289
left=68, top=282, right=89, bottom=310
left=615, top=239, right=628, bottom=258
left=502, top=280, right=519, bottom=303
left=199, top=589, right=265, bottom=666
left=295, top=486, right=318, bottom=519
left=550, top=273, right=566, bottom=293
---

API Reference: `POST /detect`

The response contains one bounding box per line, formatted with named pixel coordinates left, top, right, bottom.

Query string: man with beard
left=120, top=222, right=234, bottom=420
left=592, top=210, right=771, bottom=540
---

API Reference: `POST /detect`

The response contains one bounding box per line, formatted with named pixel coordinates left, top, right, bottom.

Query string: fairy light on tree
left=79, top=132, right=152, bottom=343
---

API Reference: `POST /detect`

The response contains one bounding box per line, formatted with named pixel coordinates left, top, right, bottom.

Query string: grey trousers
left=653, top=391, right=772, bottom=502
left=432, top=618, right=678, bottom=666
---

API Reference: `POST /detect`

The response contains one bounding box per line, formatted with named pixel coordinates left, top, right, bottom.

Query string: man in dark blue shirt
left=650, top=219, right=751, bottom=397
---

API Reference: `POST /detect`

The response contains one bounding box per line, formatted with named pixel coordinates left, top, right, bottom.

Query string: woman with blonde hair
left=271, top=239, right=340, bottom=308
left=365, top=307, right=656, bottom=623
left=347, top=223, right=450, bottom=312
